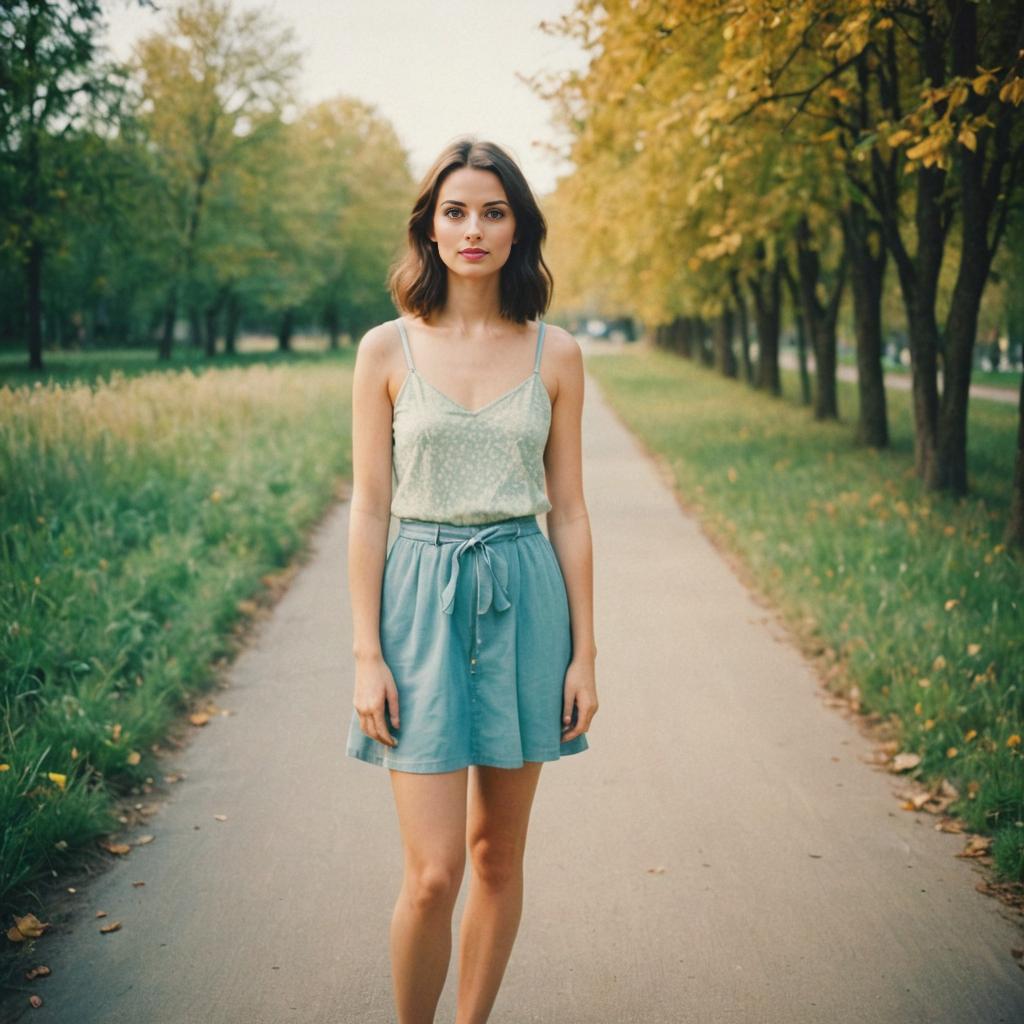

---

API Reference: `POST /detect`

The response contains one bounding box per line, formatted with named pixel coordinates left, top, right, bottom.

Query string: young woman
left=345, top=136, right=598, bottom=1024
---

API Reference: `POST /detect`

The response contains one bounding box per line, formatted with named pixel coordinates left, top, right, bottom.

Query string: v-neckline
left=414, top=371, right=539, bottom=416
left=395, top=316, right=549, bottom=416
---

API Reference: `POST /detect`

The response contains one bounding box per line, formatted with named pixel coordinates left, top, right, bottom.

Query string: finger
left=562, top=689, right=575, bottom=728
left=386, top=683, right=400, bottom=729
left=358, top=712, right=378, bottom=744
left=372, top=706, right=396, bottom=747
left=561, top=713, right=582, bottom=742
left=360, top=711, right=385, bottom=746
left=562, top=703, right=597, bottom=742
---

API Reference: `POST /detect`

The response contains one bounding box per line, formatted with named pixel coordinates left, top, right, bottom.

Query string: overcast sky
left=100, top=0, right=587, bottom=197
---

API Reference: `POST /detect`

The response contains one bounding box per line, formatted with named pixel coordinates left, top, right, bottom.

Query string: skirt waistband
left=397, top=515, right=540, bottom=619
left=397, top=514, right=540, bottom=545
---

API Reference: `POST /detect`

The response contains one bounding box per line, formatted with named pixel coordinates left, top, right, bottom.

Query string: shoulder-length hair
left=388, top=137, right=553, bottom=324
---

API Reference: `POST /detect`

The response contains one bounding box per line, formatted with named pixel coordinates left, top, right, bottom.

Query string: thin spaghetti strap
left=533, top=320, right=546, bottom=373
left=395, top=317, right=415, bottom=372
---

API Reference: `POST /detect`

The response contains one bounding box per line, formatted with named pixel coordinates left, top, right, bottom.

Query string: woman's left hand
left=561, top=657, right=598, bottom=742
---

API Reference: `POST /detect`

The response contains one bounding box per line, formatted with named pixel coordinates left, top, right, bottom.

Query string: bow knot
left=439, top=525, right=514, bottom=617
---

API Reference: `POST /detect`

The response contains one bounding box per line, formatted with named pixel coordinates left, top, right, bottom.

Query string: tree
left=0, top=0, right=127, bottom=370
left=131, top=0, right=300, bottom=359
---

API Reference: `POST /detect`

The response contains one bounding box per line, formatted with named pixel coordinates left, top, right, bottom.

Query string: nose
left=464, top=214, right=483, bottom=239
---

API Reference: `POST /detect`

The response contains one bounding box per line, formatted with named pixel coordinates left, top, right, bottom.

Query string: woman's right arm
left=348, top=322, right=400, bottom=747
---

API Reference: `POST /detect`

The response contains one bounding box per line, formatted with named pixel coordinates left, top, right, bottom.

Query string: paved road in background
left=13, top=362, right=1023, bottom=1023
left=777, top=348, right=1019, bottom=405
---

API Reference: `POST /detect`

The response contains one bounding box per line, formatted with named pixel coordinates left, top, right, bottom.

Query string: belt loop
left=433, top=523, right=440, bottom=545
left=515, top=523, right=521, bottom=539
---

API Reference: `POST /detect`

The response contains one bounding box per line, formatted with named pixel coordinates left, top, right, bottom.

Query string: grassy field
left=584, top=344, right=1024, bottom=880
left=0, top=352, right=353, bottom=918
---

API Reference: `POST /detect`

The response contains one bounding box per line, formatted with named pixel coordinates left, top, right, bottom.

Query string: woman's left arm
left=542, top=326, right=598, bottom=743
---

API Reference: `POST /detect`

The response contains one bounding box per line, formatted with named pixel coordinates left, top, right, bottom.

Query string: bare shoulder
left=542, top=323, right=583, bottom=377
left=355, top=319, right=401, bottom=364
left=353, top=319, right=405, bottom=404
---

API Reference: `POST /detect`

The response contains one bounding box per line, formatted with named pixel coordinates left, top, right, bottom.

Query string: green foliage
left=0, top=354, right=353, bottom=914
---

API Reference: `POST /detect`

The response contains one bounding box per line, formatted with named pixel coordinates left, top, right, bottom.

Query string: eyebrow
left=439, top=199, right=510, bottom=207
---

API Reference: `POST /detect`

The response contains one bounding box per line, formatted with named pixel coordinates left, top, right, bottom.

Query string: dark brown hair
left=388, top=137, right=553, bottom=324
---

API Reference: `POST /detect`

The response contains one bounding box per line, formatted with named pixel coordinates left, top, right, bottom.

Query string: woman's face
left=428, top=166, right=517, bottom=277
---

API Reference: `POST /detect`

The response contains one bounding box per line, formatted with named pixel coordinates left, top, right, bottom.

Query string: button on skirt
left=345, top=513, right=590, bottom=773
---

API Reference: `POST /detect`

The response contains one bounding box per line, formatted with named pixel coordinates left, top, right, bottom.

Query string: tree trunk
left=26, top=237, right=44, bottom=372
left=714, top=306, right=737, bottom=378
left=698, top=317, right=714, bottom=367
left=935, top=0, right=1013, bottom=495
left=874, top=32, right=949, bottom=485
left=188, top=307, right=203, bottom=349
left=23, top=87, right=44, bottom=372
left=278, top=308, right=294, bottom=350
left=679, top=316, right=694, bottom=359
left=729, top=268, right=753, bottom=385
left=781, top=259, right=811, bottom=406
left=325, top=305, right=341, bottom=349
left=749, top=245, right=782, bottom=395
left=795, top=213, right=844, bottom=421
left=843, top=201, right=889, bottom=448
left=224, top=292, right=239, bottom=355
left=159, top=285, right=177, bottom=361
left=204, top=302, right=219, bottom=357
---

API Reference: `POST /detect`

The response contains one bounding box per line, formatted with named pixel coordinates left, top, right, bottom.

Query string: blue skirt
left=346, top=513, right=590, bottom=773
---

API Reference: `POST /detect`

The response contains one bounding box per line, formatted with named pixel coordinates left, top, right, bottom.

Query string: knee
left=468, top=835, right=522, bottom=889
left=405, top=859, right=464, bottom=912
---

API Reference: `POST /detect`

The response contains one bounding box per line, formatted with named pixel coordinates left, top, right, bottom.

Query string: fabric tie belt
left=397, top=515, right=541, bottom=669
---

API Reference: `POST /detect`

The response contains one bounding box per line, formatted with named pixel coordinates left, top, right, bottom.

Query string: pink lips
left=459, top=249, right=488, bottom=261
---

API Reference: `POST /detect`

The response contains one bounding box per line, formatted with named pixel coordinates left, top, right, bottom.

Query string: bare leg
left=455, top=761, right=543, bottom=1024
left=389, top=767, right=469, bottom=1024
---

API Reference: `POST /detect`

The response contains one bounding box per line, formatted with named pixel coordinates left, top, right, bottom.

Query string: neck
left=435, top=272, right=504, bottom=333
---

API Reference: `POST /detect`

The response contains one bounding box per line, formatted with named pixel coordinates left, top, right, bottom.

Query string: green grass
left=585, top=344, right=1024, bottom=880
left=0, top=338, right=343, bottom=389
left=1, top=351, right=353, bottom=919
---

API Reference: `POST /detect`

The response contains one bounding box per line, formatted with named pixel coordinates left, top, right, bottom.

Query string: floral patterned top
left=389, top=317, right=553, bottom=526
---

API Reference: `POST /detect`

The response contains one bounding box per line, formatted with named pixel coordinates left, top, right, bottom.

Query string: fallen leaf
left=957, top=835, right=993, bottom=858
left=890, top=752, right=922, bottom=772
left=98, top=921, right=122, bottom=934
left=7, top=913, right=49, bottom=942
left=24, top=964, right=50, bottom=980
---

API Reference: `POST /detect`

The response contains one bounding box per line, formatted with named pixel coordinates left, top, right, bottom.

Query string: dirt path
left=10, top=368, right=1023, bottom=1023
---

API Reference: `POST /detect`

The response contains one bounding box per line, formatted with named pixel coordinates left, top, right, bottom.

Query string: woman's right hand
left=353, top=653, right=400, bottom=747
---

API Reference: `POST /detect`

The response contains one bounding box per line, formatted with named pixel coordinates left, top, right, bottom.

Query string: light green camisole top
left=390, top=316, right=553, bottom=526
